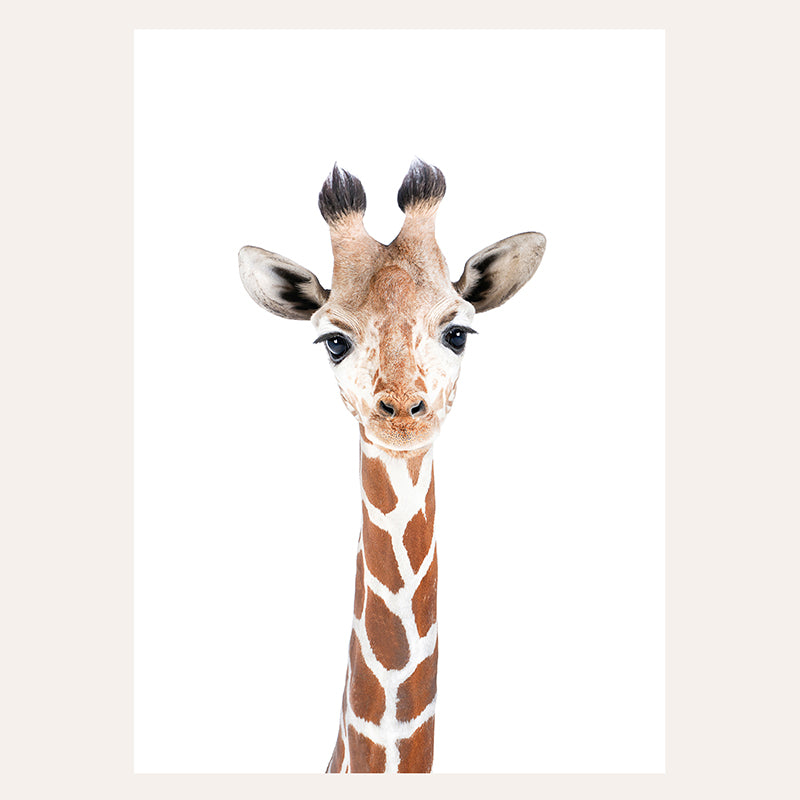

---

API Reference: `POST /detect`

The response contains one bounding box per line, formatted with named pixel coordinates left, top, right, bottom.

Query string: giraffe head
left=240, top=160, right=545, bottom=453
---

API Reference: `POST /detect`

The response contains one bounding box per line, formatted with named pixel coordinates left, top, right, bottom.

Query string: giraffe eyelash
left=442, top=324, right=477, bottom=335
left=313, top=331, right=354, bottom=345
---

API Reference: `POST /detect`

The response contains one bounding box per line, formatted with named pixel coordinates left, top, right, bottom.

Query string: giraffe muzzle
left=376, top=396, right=428, bottom=420
left=367, top=395, right=439, bottom=451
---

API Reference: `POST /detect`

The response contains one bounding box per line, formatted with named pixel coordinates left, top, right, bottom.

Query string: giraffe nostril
left=378, top=400, right=396, bottom=418
left=410, top=400, right=427, bottom=418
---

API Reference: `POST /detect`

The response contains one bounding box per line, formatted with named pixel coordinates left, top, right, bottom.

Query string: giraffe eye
left=314, top=333, right=353, bottom=364
left=442, top=325, right=476, bottom=355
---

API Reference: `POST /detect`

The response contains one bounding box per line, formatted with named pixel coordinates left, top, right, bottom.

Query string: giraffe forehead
left=329, top=231, right=452, bottom=303
left=369, top=266, right=453, bottom=320
left=321, top=264, right=461, bottom=338
left=368, top=265, right=419, bottom=309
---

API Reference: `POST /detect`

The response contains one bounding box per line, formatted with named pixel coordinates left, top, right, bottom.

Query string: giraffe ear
left=239, top=246, right=330, bottom=320
left=454, top=232, right=546, bottom=312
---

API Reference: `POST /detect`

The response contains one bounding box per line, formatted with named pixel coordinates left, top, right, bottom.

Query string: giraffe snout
left=375, top=395, right=429, bottom=420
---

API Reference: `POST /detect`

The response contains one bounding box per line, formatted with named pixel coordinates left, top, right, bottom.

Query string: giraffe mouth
left=366, top=415, right=440, bottom=452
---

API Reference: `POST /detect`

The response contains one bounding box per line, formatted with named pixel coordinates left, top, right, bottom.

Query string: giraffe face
left=312, top=263, right=476, bottom=452
left=239, top=160, right=546, bottom=453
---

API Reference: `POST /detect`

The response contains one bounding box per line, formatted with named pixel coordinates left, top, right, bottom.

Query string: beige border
left=2, top=1, right=797, bottom=799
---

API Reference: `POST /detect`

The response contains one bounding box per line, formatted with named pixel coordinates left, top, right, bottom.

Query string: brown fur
left=353, top=550, right=364, bottom=619
left=397, top=716, right=435, bottom=773
left=348, top=632, right=385, bottom=725
left=361, top=455, right=398, bottom=514
left=425, top=473, right=435, bottom=523
left=347, top=726, right=386, bottom=773
left=403, top=508, right=433, bottom=574
left=364, top=589, right=410, bottom=671
left=396, top=642, right=438, bottom=723
left=362, top=504, right=404, bottom=592
left=405, top=449, right=426, bottom=484
left=412, top=547, right=438, bottom=638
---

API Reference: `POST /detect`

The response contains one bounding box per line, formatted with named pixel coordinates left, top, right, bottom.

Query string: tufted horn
left=394, top=159, right=446, bottom=246
left=318, top=165, right=382, bottom=280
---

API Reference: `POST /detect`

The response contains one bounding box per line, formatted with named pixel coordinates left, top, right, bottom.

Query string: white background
left=134, top=30, right=664, bottom=773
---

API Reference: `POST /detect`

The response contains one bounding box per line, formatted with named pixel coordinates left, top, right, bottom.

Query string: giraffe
left=239, top=160, right=546, bottom=772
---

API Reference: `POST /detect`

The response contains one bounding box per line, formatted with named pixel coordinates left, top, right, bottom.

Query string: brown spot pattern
left=328, top=730, right=345, bottom=773
left=396, top=642, right=438, bottom=722
left=405, top=450, right=426, bottom=485
left=362, top=455, right=398, bottom=514
left=412, top=547, right=437, bottom=638
left=362, top=504, right=404, bottom=592
left=348, top=632, right=385, bottom=724
left=425, top=472, right=435, bottom=521
left=365, top=589, right=410, bottom=670
left=397, top=716, right=435, bottom=773
left=354, top=550, right=365, bottom=619
left=347, top=726, right=386, bottom=773
left=403, top=509, right=433, bottom=573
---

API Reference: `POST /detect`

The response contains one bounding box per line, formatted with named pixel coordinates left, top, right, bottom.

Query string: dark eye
left=442, top=325, right=476, bottom=354
left=314, top=333, right=353, bottom=364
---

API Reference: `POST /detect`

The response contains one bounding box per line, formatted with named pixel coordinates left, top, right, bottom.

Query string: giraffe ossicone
left=239, top=160, right=546, bottom=772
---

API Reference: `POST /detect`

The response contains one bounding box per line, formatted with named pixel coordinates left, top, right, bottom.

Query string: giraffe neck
left=327, top=435, right=438, bottom=773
